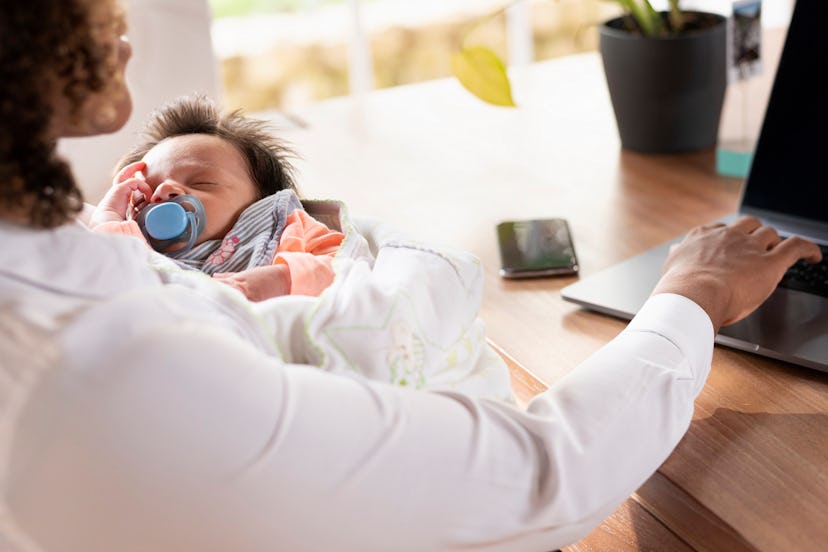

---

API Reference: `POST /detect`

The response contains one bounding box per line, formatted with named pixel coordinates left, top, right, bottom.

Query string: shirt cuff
left=626, top=293, right=715, bottom=387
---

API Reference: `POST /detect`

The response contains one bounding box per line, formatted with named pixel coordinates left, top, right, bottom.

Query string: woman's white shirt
left=0, top=220, right=714, bottom=552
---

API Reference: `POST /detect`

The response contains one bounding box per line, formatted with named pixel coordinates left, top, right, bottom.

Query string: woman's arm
left=8, top=294, right=711, bottom=552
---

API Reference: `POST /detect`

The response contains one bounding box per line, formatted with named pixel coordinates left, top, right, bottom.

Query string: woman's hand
left=653, top=216, right=822, bottom=332
left=213, top=264, right=292, bottom=302
left=88, top=161, right=151, bottom=228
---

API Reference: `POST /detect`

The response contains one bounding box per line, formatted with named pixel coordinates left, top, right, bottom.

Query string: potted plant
left=452, top=0, right=729, bottom=153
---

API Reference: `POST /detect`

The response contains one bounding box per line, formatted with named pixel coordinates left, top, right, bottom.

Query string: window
left=210, top=0, right=793, bottom=113
left=210, top=0, right=614, bottom=112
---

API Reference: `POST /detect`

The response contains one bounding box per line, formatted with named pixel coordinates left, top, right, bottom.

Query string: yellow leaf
left=451, top=46, right=516, bottom=107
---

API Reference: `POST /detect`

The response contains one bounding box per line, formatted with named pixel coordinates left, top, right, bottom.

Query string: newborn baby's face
left=138, top=134, right=258, bottom=245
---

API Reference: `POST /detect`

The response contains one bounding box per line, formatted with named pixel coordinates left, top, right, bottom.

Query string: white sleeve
left=7, top=294, right=712, bottom=552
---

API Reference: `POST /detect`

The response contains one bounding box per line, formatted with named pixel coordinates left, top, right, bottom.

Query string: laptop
left=561, top=0, right=828, bottom=374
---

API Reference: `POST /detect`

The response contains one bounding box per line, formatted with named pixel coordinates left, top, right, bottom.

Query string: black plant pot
left=599, top=11, right=728, bottom=154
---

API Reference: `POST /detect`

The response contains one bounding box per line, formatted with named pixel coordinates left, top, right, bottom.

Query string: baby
left=88, top=94, right=514, bottom=403
left=89, top=94, right=343, bottom=300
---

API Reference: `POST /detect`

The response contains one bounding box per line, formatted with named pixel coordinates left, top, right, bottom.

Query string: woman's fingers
left=733, top=216, right=821, bottom=262
left=731, top=215, right=763, bottom=233
left=750, top=225, right=782, bottom=251
left=773, top=235, right=823, bottom=264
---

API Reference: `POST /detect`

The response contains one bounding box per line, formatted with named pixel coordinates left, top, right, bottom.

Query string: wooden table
left=266, top=25, right=828, bottom=552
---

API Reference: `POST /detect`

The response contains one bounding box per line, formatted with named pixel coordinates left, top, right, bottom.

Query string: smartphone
left=496, top=218, right=579, bottom=279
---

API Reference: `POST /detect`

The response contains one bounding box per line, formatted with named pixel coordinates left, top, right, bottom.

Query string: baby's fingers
left=214, top=276, right=246, bottom=295
left=128, top=175, right=153, bottom=202
left=115, top=160, right=147, bottom=184
left=109, top=176, right=151, bottom=210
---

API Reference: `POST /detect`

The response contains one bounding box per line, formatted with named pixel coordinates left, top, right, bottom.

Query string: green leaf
left=451, top=46, right=516, bottom=107
left=668, top=0, right=684, bottom=32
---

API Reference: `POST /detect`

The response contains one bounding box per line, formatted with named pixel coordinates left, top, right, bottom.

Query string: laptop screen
left=741, top=0, right=828, bottom=224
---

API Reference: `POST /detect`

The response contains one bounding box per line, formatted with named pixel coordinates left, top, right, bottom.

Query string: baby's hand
left=213, top=265, right=292, bottom=302
left=88, top=161, right=152, bottom=228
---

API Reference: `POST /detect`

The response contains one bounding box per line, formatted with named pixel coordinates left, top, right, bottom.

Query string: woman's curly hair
left=0, top=0, right=124, bottom=227
left=117, top=94, right=298, bottom=200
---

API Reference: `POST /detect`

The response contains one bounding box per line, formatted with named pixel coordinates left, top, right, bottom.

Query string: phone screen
left=497, top=218, right=579, bottom=278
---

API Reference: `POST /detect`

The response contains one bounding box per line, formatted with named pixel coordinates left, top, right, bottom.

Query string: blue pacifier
left=135, top=194, right=206, bottom=255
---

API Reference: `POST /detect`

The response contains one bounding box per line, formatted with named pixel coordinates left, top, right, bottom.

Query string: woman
left=0, top=1, right=820, bottom=551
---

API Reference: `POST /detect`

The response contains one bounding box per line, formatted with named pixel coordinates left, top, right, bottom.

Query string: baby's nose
left=152, top=181, right=184, bottom=202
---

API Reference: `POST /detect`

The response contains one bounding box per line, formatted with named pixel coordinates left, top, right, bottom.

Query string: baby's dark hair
left=118, top=94, right=297, bottom=199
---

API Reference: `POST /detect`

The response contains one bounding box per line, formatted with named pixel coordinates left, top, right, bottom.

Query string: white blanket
left=254, top=200, right=513, bottom=401
left=148, top=198, right=514, bottom=402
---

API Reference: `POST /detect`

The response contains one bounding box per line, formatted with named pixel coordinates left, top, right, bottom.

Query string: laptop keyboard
left=778, top=243, right=828, bottom=298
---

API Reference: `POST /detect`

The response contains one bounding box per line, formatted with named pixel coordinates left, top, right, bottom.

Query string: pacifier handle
left=178, top=211, right=200, bottom=254
left=135, top=194, right=206, bottom=254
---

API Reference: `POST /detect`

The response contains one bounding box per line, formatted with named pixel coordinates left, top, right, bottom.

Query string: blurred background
left=62, top=0, right=793, bottom=202
left=209, top=0, right=619, bottom=113
left=209, top=0, right=794, bottom=113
